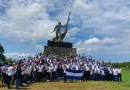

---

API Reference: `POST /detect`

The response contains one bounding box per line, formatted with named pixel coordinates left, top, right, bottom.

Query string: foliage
left=106, top=62, right=130, bottom=68
left=0, top=44, right=6, bottom=61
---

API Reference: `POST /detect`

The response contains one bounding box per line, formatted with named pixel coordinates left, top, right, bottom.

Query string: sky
left=0, top=0, right=130, bottom=62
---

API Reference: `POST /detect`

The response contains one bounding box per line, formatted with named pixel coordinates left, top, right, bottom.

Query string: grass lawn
left=0, top=69, right=130, bottom=90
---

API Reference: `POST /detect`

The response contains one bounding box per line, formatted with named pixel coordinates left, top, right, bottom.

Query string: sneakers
left=47, top=80, right=50, bottom=82
left=22, top=83, right=27, bottom=86
left=16, top=88, right=20, bottom=89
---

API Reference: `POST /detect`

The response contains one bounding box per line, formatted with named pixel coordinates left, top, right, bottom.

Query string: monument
left=44, top=11, right=77, bottom=56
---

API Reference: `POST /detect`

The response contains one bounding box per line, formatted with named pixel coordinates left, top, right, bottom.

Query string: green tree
left=0, top=44, right=6, bottom=61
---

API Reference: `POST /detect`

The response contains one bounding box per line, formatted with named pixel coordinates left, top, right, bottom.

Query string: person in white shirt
left=109, top=67, right=113, bottom=81
left=94, top=66, right=98, bottom=81
left=1, top=64, right=8, bottom=86
left=7, top=63, right=17, bottom=89
left=32, top=64, right=37, bottom=82
left=47, top=64, right=53, bottom=81
left=97, top=67, right=101, bottom=81
left=101, top=68, right=105, bottom=81
left=90, top=67, right=94, bottom=80
left=37, top=63, right=43, bottom=82
left=113, top=66, right=118, bottom=81
left=63, top=65, right=67, bottom=83
left=84, top=64, right=90, bottom=80
left=52, top=63, right=57, bottom=80
left=117, top=68, right=122, bottom=82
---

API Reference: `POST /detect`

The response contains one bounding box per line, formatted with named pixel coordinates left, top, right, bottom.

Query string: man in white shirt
left=117, top=68, right=122, bottom=82
left=52, top=63, right=57, bottom=80
left=113, top=66, right=118, bottom=81
left=1, top=64, right=8, bottom=86
left=7, top=63, right=17, bottom=89
left=109, top=67, right=113, bottom=81
left=47, top=64, right=53, bottom=81
left=84, top=64, right=90, bottom=80
left=63, top=65, right=67, bottom=83
left=37, top=63, right=43, bottom=82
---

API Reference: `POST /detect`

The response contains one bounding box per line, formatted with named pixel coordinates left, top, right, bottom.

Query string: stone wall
left=44, top=46, right=77, bottom=56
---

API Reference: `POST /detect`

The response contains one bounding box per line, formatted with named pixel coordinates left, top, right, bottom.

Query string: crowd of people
left=0, top=53, right=122, bottom=89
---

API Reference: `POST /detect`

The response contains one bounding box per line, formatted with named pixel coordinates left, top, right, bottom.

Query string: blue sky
left=0, top=0, right=130, bottom=62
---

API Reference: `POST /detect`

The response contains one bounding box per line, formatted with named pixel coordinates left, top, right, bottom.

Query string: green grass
left=0, top=69, right=130, bottom=90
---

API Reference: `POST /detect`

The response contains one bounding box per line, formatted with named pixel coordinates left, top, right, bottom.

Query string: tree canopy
left=0, top=44, right=6, bottom=61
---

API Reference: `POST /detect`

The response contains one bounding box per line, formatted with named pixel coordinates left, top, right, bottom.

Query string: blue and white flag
left=66, top=69, right=84, bottom=80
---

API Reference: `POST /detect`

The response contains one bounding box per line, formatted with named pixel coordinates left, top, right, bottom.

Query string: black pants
left=109, top=74, right=113, bottom=81
left=2, top=73, right=7, bottom=85
left=86, top=71, right=90, bottom=80
left=47, top=72, right=51, bottom=80
left=43, top=70, right=47, bottom=78
left=37, top=72, right=42, bottom=82
left=83, top=71, right=87, bottom=80
left=12, top=74, right=16, bottom=85
left=52, top=72, right=57, bottom=79
left=118, top=74, right=122, bottom=81
left=7, top=76, right=12, bottom=88
left=94, top=73, right=98, bottom=80
left=105, top=73, right=109, bottom=81
left=64, top=73, right=66, bottom=82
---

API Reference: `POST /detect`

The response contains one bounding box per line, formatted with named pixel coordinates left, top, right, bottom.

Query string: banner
left=66, top=69, right=83, bottom=80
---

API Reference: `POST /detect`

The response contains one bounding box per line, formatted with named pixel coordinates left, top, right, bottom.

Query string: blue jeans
left=113, top=75, right=118, bottom=81
left=97, top=74, right=101, bottom=80
left=90, top=74, right=94, bottom=80
left=16, top=78, right=21, bottom=88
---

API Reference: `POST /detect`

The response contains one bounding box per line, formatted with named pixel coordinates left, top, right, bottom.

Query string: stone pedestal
left=44, top=40, right=77, bottom=56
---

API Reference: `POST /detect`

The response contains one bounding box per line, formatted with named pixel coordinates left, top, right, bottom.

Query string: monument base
left=47, top=40, right=72, bottom=48
left=44, top=46, right=76, bottom=56
left=44, top=41, right=77, bottom=56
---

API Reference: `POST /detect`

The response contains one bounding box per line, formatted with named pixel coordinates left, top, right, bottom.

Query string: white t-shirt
left=109, top=69, right=112, bottom=74
left=8, top=66, right=15, bottom=76
left=101, top=69, right=105, bottom=75
left=53, top=65, right=57, bottom=72
left=97, top=68, right=101, bottom=74
left=90, top=69, right=93, bottom=74
left=118, top=69, right=122, bottom=74
left=63, top=67, right=66, bottom=73
left=94, top=68, right=98, bottom=73
left=85, top=64, right=90, bottom=71
left=21, top=67, right=25, bottom=75
left=92, top=65, right=94, bottom=70
left=33, top=67, right=36, bottom=72
left=37, top=65, right=43, bottom=72
left=75, top=65, right=79, bottom=70
left=113, top=68, right=118, bottom=75
left=47, top=66, right=52, bottom=73
left=66, top=64, right=70, bottom=69
left=1, top=66, right=6, bottom=73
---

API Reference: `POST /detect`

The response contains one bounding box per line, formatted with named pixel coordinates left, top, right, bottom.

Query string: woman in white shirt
left=113, top=67, right=118, bottom=81
left=37, top=64, right=43, bottom=82
left=7, top=63, right=17, bottom=89
left=52, top=63, right=57, bottom=80
left=117, top=68, right=122, bottom=82
left=101, top=68, right=105, bottom=81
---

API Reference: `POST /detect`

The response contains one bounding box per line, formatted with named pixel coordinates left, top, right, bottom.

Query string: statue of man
left=53, top=11, right=71, bottom=40
left=53, top=22, right=66, bottom=39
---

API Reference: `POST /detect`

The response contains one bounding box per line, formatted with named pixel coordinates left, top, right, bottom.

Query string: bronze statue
left=52, top=11, right=71, bottom=42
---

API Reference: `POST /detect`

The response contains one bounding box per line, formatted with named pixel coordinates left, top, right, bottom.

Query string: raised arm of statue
left=65, top=11, right=71, bottom=27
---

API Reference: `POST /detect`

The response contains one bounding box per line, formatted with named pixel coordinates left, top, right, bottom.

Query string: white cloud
left=75, top=37, right=117, bottom=54
left=4, top=53, right=35, bottom=59
left=35, top=45, right=44, bottom=51
left=0, top=0, right=130, bottom=56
